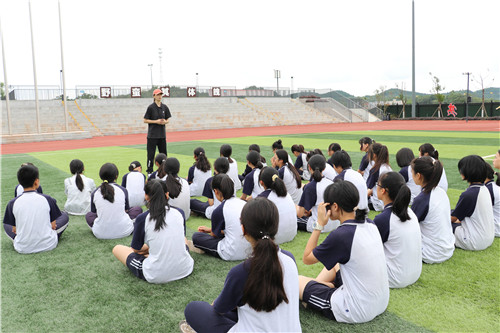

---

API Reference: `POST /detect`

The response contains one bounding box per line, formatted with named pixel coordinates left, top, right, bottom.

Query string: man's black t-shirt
left=144, top=102, right=172, bottom=139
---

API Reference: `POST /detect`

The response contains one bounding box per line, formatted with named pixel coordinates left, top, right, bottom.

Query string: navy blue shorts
left=126, top=252, right=146, bottom=281
left=302, top=281, right=337, bottom=321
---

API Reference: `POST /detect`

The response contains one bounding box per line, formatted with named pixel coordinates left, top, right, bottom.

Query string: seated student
left=220, top=144, right=242, bottom=192
left=291, top=144, right=310, bottom=181
left=182, top=197, right=300, bottom=333
left=273, top=149, right=303, bottom=205
left=299, top=180, right=389, bottom=324
left=64, top=159, right=96, bottom=215
left=297, top=154, right=336, bottom=233
left=3, top=164, right=69, bottom=254
left=451, top=155, right=494, bottom=251
left=411, top=157, right=454, bottom=263
left=258, top=167, right=297, bottom=244
left=396, top=148, right=421, bottom=205
left=271, top=139, right=294, bottom=165
left=14, top=162, right=44, bottom=197
left=189, top=174, right=251, bottom=261
left=86, top=163, right=143, bottom=239
left=112, top=179, right=194, bottom=284
left=240, top=151, right=264, bottom=201
left=158, top=157, right=191, bottom=221
left=121, top=161, right=146, bottom=208
left=326, top=143, right=342, bottom=167
left=239, top=144, right=267, bottom=182
left=147, top=153, right=167, bottom=181
left=187, top=147, right=212, bottom=197
left=357, top=137, right=374, bottom=182
left=190, top=157, right=230, bottom=219
left=366, top=143, right=392, bottom=211
left=331, top=150, right=368, bottom=211
left=373, top=172, right=422, bottom=288
left=419, top=143, right=448, bottom=192
left=484, top=162, right=500, bottom=237
left=307, top=149, right=337, bottom=181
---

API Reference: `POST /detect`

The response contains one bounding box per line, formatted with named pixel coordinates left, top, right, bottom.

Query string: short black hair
left=458, top=155, right=487, bottom=183
left=214, top=157, right=230, bottom=174
left=396, top=148, right=415, bottom=168
left=17, top=164, right=39, bottom=188
left=331, top=150, right=352, bottom=169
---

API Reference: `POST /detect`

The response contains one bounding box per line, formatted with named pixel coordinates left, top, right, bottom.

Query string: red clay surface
left=1, top=120, right=498, bottom=155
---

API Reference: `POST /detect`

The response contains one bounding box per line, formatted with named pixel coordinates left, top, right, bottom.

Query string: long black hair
left=157, top=158, right=182, bottom=199
left=247, top=150, right=264, bottom=169
left=249, top=144, right=266, bottom=163
left=99, top=163, right=118, bottom=203
left=411, top=156, right=443, bottom=193
left=369, top=143, right=390, bottom=173
left=220, top=144, right=234, bottom=163
left=193, top=147, right=211, bottom=172
left=275, top=149, right=302, bottom=189
left=241, top=197, right=288, bottom=312
left=259, top=166, right=287, bottom=197
left=155, top=153, right=167, bottom=167
left=291, top=144, right=305, bottom=154
left=144, top=179, right=168, bottom=231
left=307, top=154, right=326, bottom=182
left=69, top=159, right=85, bottom=192
left=378, top=172, right=411, bottom=222
left=419, top=143, right=439, bottom=160
left=272, top=139, right=284, bottom=151
left=323, top=180, right=367, bottom=221
left=211, top=173, right=234, bottom=200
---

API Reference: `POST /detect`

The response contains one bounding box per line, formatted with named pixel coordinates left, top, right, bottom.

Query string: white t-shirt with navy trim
left=298, top=177, right=337, bottom=232
left=131, top=208, right=194, bottom=283
left=295, top=152, right=310, bottom=181
left=335, top=168, right=368, bottom=211
left=15, top=184, right=43, bottom=197
left=278, top=165, right=303, bottom=205
left=399, top=165, right=421, bottom=205
left=374, top=204, right=422, bottom=288
left=242, top=168, right=263, bottom=198
left=165, top=176, right=191, bottom=221
left=121, top=171, right=146, bottom=208
left=258, top=190, right=297, bottom=244
left=226, top=158, right=242, bottom=191
left=313, top=218, right=389, bottom=323
left=485, top=180, right=500, bottom=237
left=322, top=163, right=338, bottom=182
left=452, top=184, right=494, bottom=250
left=411, top=187, right=454, bottom=263
left=188, top=165, right=212, bottom=197
left=90, top=183, right=134, bottom=239
left=367, top=164, right=392, bottom=211
left=64, top=174, right=96, bottom=215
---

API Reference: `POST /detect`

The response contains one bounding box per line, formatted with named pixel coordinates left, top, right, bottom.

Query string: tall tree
left=429, top=73, right=445, bottom=117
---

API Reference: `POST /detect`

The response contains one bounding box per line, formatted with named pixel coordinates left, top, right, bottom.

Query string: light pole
left=196, top=73, right=198, bottom=90
left=463, top=72, right=471, bottom=123
left=274, top=69, right=281, bottom=96
left=291, top=76, right=294, bottom=97
left=411, top=0, right=416, bottom=118
left=148, top=64, right=153, bottom=88
left=158, top=48, right=163, bottom=85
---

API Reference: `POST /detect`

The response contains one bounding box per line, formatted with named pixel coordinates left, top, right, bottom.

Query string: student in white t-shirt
left=257, top=167, right=297, bottom=244
left=326, top=142, right=342, bottom=167
left=331, top=150, right=368, bottom=211
left=3, top=164, right=69, bottom=254
left=85, top=163, right=143, bottom=239
left=64, top=159, right=96, bottom=215
left=273, top=149, right=303, bottom=204
left=357, top=137, right=374, bottom=182
left=299, top=180, right=389, bottom=324
left=187, top=147, right=212, bottom=197
left=451, top=155, right=494, bottom=250
left=411, top=157, right=454, bottom=264
left=158, top=157, right=191, bottom=222
left=112, top=179, right=194, bottom=284
left=220, top=144, right=242, bottom=192
left=396, top=148, right=421, bottom=205
left=366, top=143, right=392, bottom=211
left=182, top=197, right=301, bottom=333
left=307, top=149, right=338, bottom=181
left=373, top=172, right=422, bottom=288
left=484, top=162, right=500, bottom=237
left=190, top=174, right=251, bottom=261
left=271, top=139, right=294, bottom=165
left=240, top=150, right=264, bottom=200
left=419, top=143, right=448, bottom=192
left=239, top=144, right=267, bottom=182
left=121, top=161, right=146, bottom=208
left=291, top=144, right=310, bottom=181
left=147, top=153, right=167, bottom=181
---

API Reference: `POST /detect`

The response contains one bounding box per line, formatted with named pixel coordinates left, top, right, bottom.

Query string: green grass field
left=1, top=130, right=499, bottom=332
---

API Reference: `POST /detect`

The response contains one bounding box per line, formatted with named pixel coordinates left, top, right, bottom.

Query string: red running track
left=1, top=120, right=498, bottom=155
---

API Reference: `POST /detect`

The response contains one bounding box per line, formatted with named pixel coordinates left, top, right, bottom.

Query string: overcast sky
left=1, top=0, right=498, bottom=96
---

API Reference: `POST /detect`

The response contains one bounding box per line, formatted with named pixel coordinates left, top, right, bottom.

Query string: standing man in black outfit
left=144, top=88, right=172, bottom=174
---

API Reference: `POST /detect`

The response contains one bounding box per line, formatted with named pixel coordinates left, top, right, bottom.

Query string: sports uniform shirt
left=188, top=165, right=212, bottom=197
left=201, top=176, right=222, bottom=219
left=258, top=190, right=297, bottom=244
left=121, top=171, right=146, bottom=208
left=358, top=153, right=369, bottom=173
left=213, top=249, right=301, bottom=332
left=147, top=170, right=158, bottom=181
left=335, top=168, right=368, bottom=211
left=322, top=163, right=338, bottom=182
left=64, top=174, right=96, bottom=215
left=363, top=160, right=374, bottom=182
left=227, top=158, right=242, bottom=191
left=144, top=102, right=171, bottom=139
left=166, top=177, right=191, bottom=221
left=278, top=165, right=303, bottom=204
left=211, top=197, right=251, bottom=261
left=15, top=184, right=43, bottom=197
left=242, top=168, right=263, bottom=198
left=313, top=219, right=389, bottom=323
left=295, top=153, right=310, bottom=180
left=452, top=184, right=494, bottom=250
left=131, top=208, right=194, bottom=283
left=398, top=165, right=421, bottom=205
left=298, top=177, right=338, bottom=232
left=90, top=183, right=134, bottom=239
left=3, top=191, right=61, bottom=254
left=411, top=187, right=454, bottom=263
left=485, top=180, right=500, bottom=237
left=374, top=204, right=422, bottom=288
left=367, top=164, right=392, bottom=211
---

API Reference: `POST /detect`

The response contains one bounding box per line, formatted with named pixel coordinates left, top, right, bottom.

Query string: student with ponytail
left=451, top=155, right=494, bottom=250
left=271, top=139, right=294, bottom=164
left=157, top=157, right=191, bottom=221
left=187, top=147, right=212, bottom=197
left=357, top=136, right=374, bottom=182
left=113, top=180, right=194, bottom=284
left=258, top=167, right=297, bottom=244
left=366, top=143, right=392, bottom=211
left=396, top=148, right=421, bottom=204
left=419, top=143, right=448, bottom=192
left=64, top=159, right=96, bottom=215
left=373, top=172, right=422, bottom=288
left=121, top=161, right=146, bottom=208
left=299, top=180, right=389, bottom=323
left=239, top=144, right=267, bottom=181
left=86, top=163, right=142, bottom=239
left=291, top=144, right=310, bottom=180
left=190, top=173, right=251, bottom=261
left=297, top=154, right=337, bottom=232
left=485, top=162, right=500, bottom=237
left=273, top=149, right=303, bottom=204
left=240, top=150, right=264, bottom=200
left=306, top=149, right=337, bottom=181
left=326, top=142, right=342, bottom=167
left=411, top=156, right=454, bottom=263
left=147, top=153, right=167, bottom=181
left=332, top=150, right=368, bottom=211
left=182, top=197, right=300, bottom=333
left=220, top=144, right=242, bottom=191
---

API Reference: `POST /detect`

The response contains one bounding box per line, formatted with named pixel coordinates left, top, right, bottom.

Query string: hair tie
left=353, top=206, right=358, bottom=211
left=103, top=180, right=108, bottom=183
left=131, top=163, right=136, bottom=168
left=261, top=235, right=270, bottom=240
left=272, top=174, right=278, bottom=182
